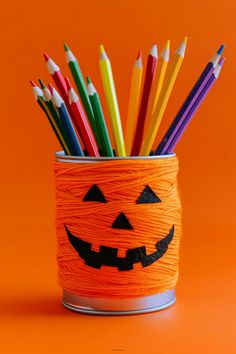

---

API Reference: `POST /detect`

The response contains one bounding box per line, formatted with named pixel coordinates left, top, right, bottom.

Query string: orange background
left=0, top=0, right=236, bottom=353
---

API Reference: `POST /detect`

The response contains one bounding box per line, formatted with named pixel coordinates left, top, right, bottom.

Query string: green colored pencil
left=87, top=77, right=113, bottom=157
left=64, top=43, right=101, bottom=149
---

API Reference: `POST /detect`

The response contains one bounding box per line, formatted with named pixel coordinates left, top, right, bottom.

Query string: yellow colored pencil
left=140, top=37, right=188, bottom=156
left=99, top=45, right=126, bottom=156
left=125, top=51, right=143, bottom=155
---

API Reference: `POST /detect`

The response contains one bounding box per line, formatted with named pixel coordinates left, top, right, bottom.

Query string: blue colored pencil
left=52, top=87, right=84, bottom=156
left=155, top=44, right=224, bottom=155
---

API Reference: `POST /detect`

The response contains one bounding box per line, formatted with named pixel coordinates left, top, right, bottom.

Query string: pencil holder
left=54, top=152, right=182, bottom=315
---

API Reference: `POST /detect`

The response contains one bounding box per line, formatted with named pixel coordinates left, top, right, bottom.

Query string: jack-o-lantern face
left=65, top=184, right=174, bottom=271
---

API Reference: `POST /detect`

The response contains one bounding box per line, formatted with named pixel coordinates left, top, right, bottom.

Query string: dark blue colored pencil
left=52, top=88, right=84, bottom=156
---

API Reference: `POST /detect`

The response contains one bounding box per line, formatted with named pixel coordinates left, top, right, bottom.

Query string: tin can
left=55, top=152, right=180, bottom=315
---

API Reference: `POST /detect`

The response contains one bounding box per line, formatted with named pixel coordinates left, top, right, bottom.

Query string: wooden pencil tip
left=30, top=80, right=36, bottom=87
left=38, top=79, right=45, bottom=89
left=176, top=37, right=188, bottom=57
left=43, top=53, right=50, bottom=62
left=150, top=43, right=158, bottom=58
left=64, top=43, right=69, bottom=51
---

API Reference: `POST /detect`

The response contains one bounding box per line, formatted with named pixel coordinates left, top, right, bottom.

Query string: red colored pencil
left=65, top=77, right=100, bottom=157
left=44, top=53, right=68, bottom=101
left=131, top=44, right=158, bottom=156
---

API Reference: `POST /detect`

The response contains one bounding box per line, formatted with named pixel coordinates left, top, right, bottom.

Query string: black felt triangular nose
left=136, top=185, right=161, bottom=204
left=83, top=184, right=107, bottom=203
left=112, top=212, right=133, bottom=230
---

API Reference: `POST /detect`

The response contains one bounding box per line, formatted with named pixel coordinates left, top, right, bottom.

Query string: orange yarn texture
left=54, top=156, right=182, bottom=299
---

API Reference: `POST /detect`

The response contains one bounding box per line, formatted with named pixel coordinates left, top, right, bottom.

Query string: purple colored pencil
left=155, top=45, right=224, bottom=155
left=164, top=58, right=224, bottom=154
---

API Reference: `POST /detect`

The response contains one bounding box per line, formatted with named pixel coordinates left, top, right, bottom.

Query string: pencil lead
left=165, top=40, right=170, bottom=50
left=136, top=50, right=142, bottom=60
left=99, top=44, right=105, bottom=54
left=64, top=43, right=69, bottom=52
left=43, top=53, right=50, bottom=62
left=217, top=44, right=225, bottom=55
left=86, top=76, right=91, bottom=84
left=30, top=80, right=36, bottom=87
left=38, top=79, right=46, bottom=89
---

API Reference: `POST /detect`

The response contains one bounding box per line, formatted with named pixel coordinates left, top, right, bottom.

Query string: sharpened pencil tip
left=86, top=76, right=91, bottom=84
left=150, top=43, right=158, bottom=58
left=30, top=80, right=36, bottom=87
left=43, top=53, right=50, bottom=62
left=176, top=37, right=188, bottom=57
left=136, top=50, right=142, bottom=60
left=99, top=45, right=105, bottom=54
left=161, top=41, right=170, bottom=61
left=165, top=40, right=170, bottom=50
left=64, top=43, right=69, bottom=51
left=217, top=44, right=225, bottom=55
left=38, top=79, right=45, bottom=89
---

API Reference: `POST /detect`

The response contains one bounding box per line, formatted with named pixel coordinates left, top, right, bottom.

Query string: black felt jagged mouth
left=64, top=225, right=174, bottom=271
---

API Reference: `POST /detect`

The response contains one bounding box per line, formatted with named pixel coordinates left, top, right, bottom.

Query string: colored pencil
left=144, top=41, right=170, bottom=135
left=44, top=53, right=68, bottom=101
left=30, top=81, right=71, bottom=155
left=155, top=44, right=224, bottom=155
left=125, top=51, right=143, bottom=155
left=65, top=77, right=100, bottom=157
left=63, top=44, right=101, bottom=149
left=52, top=88, right=84, bottom=156
left=99, top=45, right=126, bottom=156
left=131, top=44, right=158, bottom=156
left=161, top=58, right=225, bottom=154
left=140, top=37, right=188, bottom=156
left=87, top=77, right=114, bottom=157
left=39, top=79, right=72, bottom=152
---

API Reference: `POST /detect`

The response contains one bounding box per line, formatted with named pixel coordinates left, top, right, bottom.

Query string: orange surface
left=0, top=0, right=236, bottom=353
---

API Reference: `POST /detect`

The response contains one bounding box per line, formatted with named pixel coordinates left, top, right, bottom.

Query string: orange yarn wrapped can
left=54, top=153, right=182, bottom=314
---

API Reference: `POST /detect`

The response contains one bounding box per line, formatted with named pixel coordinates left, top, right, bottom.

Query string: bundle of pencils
left=31, top=39, right=225, bottom=157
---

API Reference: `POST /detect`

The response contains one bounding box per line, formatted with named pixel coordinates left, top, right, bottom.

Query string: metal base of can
left=62, top=289, right=176, bottom=315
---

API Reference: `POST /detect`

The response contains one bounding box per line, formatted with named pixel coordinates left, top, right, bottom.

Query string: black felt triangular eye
left=112, top=213, right=133, bottom=230
left=83, top=184, right=107, bottom=203
left=136, top=185, right=161, bottom=204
